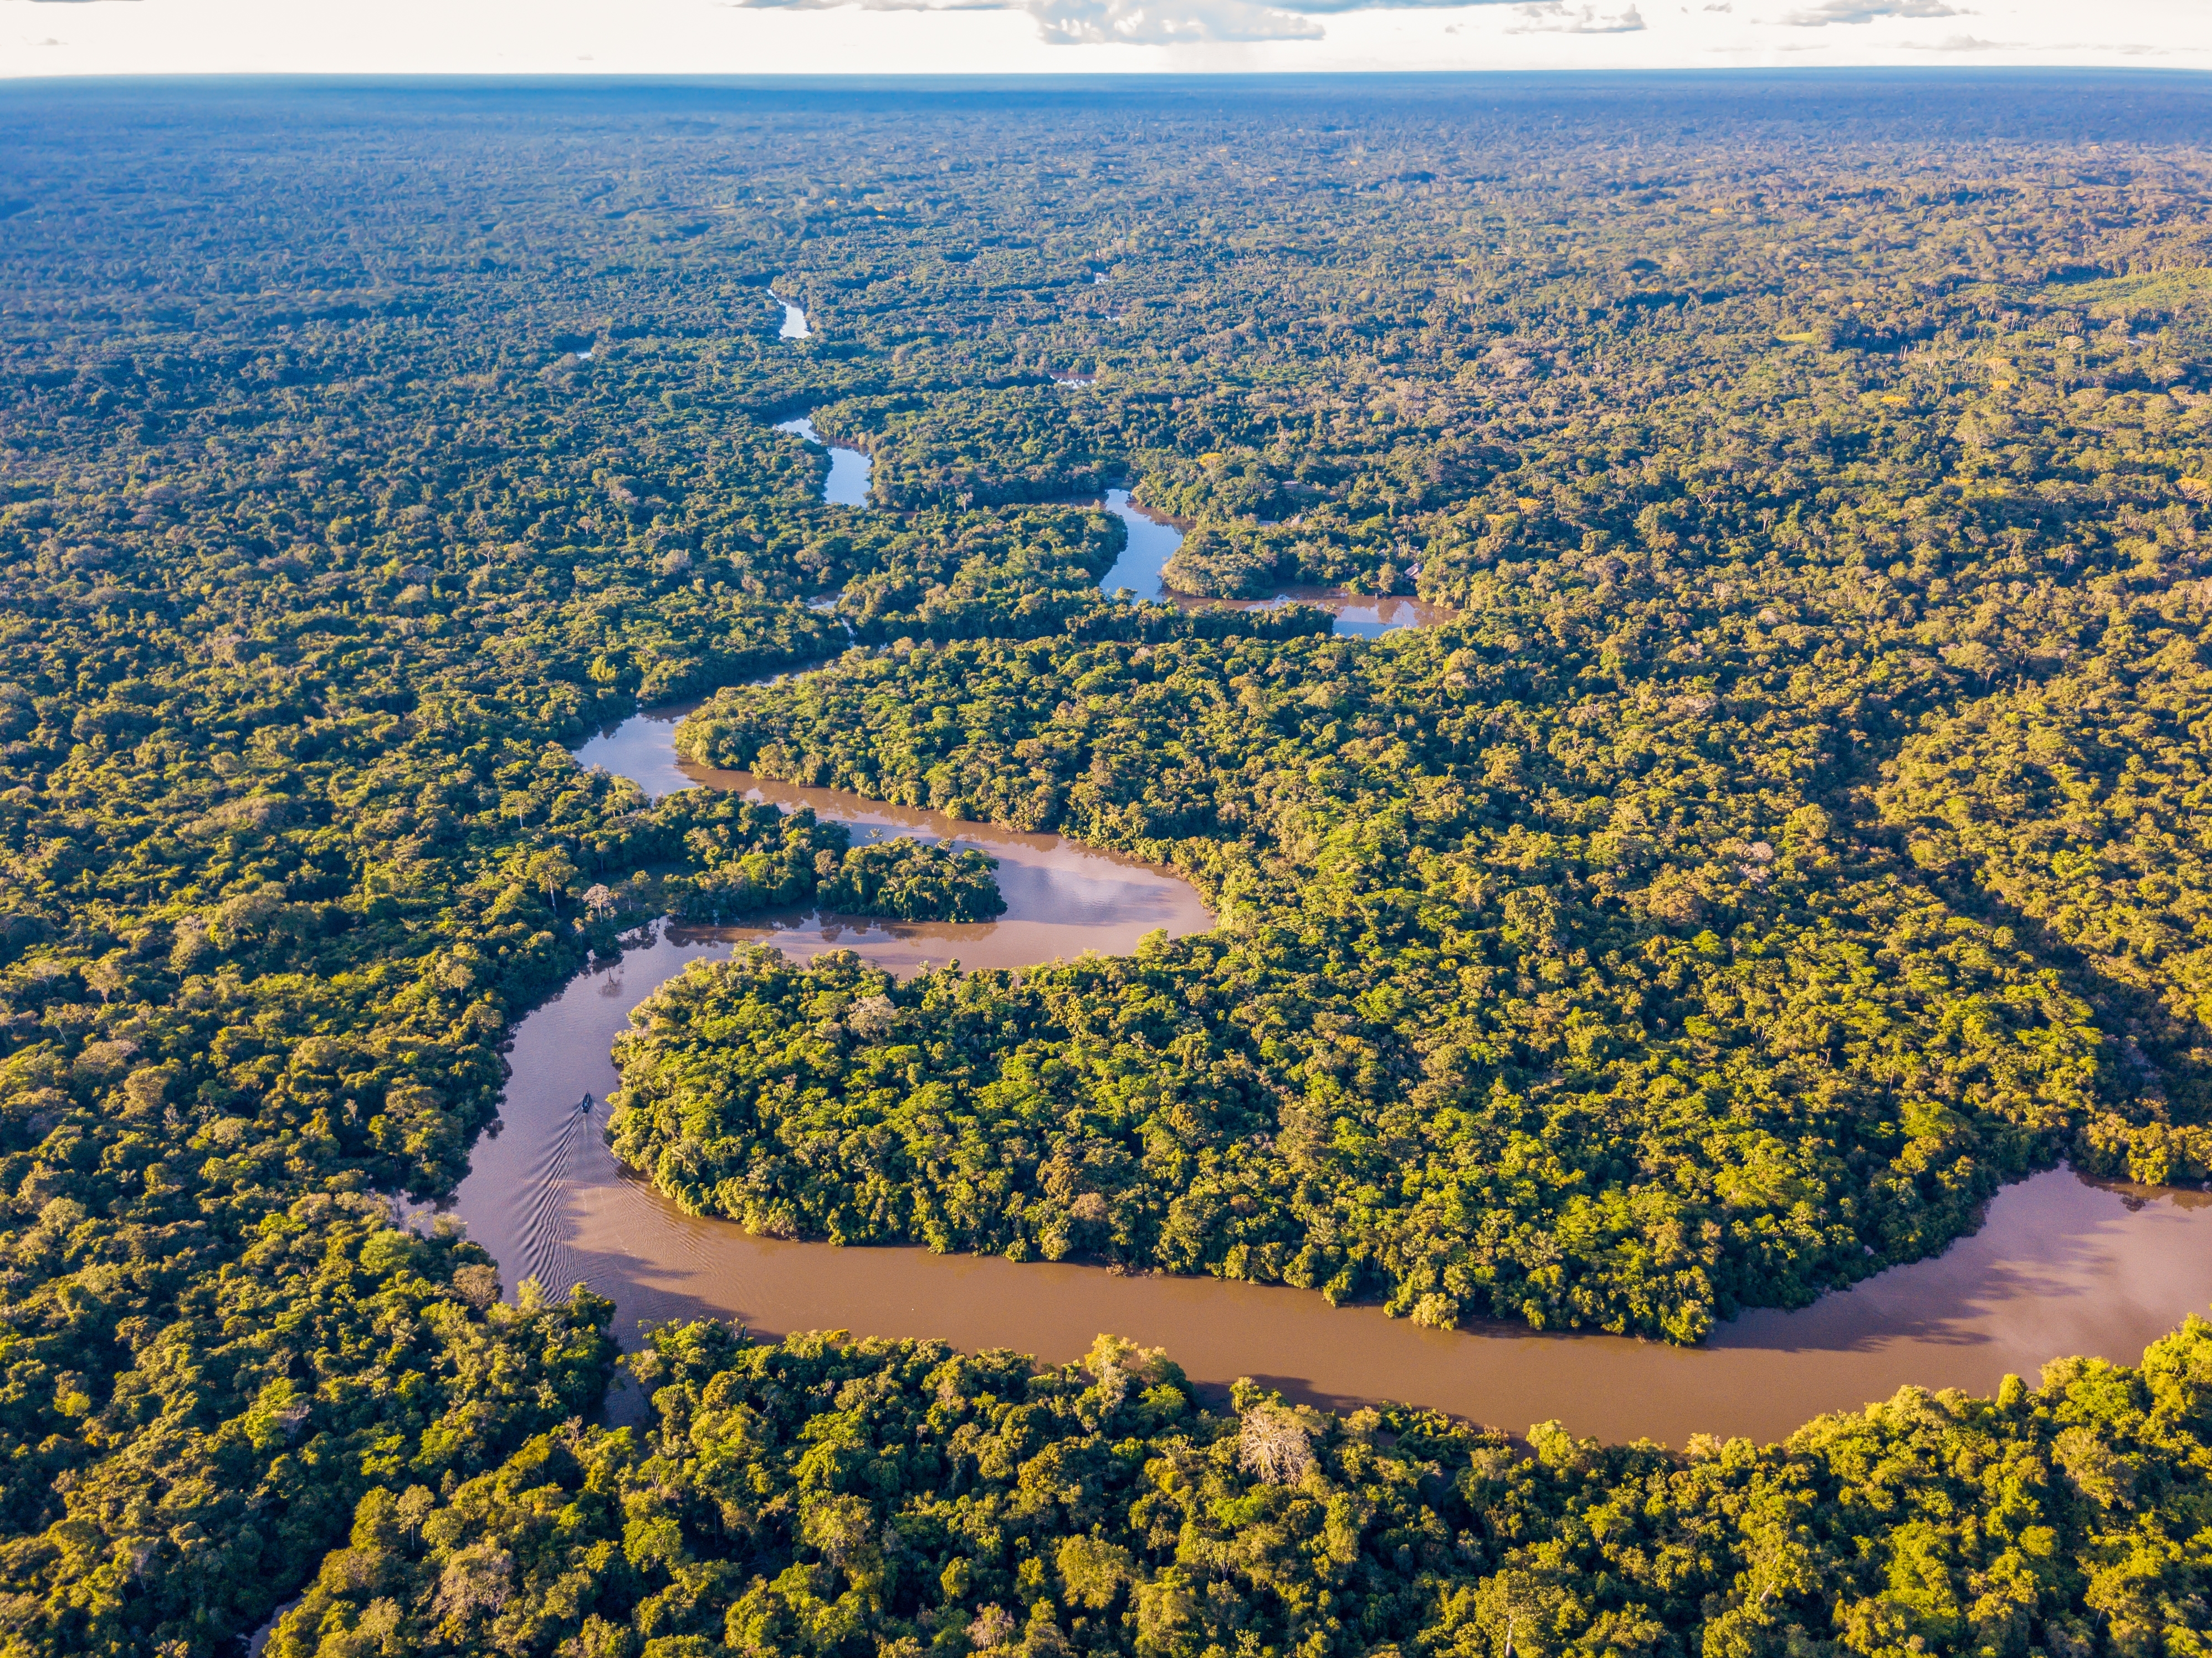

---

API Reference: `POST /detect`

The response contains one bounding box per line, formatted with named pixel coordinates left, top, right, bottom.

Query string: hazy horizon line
left=6, top=64, right=2211, bottom=86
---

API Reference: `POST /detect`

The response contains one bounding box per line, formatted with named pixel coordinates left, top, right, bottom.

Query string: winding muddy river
left=456, top=704, right=2212, bottom=1446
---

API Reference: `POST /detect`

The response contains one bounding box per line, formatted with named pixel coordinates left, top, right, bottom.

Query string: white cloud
left=1044, top=0, right=1307, bottom=40
left=1780, top=0, right=1959, bottom=24
left=1008, top=0, right=1319, bottom=41
left=727, top=0, right=1312, bottom=43
left=729, top=0, right=1503, bottom=44
left=1899, top=30, right=2014, bottom=47
left=0, top=0, right=2204, bottom=75
left=1253, top=0, right=1504, bottom=9
left=1506, top=1, right=1645, bottom=30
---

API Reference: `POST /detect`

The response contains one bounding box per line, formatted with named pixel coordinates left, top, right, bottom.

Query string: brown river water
left=441, top=705, right=2212, bottom=1447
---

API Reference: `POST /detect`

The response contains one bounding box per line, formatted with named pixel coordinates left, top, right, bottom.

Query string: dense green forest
left=649, top=796, right=1006, bottom=924
left=270, top=1322, right=2212, bottom=1658
left=646, top=564, right=2212, bottom=1336
left=0, top=72, right=2208, bottom=1655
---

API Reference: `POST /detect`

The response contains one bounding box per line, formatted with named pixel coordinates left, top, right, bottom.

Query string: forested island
left=0, top=73, right=2206, bottom=1657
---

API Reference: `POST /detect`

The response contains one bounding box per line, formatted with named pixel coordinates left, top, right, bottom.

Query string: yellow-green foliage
left=270, top=1319, right=2212, bottom=1658
left=2, top=73, right=2211, bottom=1657
left=1881, top=612, right=2212, bottom=1184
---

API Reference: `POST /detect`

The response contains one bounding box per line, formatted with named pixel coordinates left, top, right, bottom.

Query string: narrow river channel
left=449, top=699, right=2212, bottom=1447
left=755, top=424, right=1446, bottom=639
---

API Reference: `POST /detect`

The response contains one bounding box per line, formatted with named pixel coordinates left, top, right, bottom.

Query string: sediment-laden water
left=444, top=707, right=2212, bottom=1446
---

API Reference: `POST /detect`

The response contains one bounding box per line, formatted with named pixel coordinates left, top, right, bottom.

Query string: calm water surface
left=775, top=416, right=871, bottom=507
left=1213, top=589, right=1455, bottom=639
left=1097, top=488, right=1184, bottom=598
left=1094, top=492, right=1447, bottom=638
left=454, top=708, right=2212, bottom=1446
left=773, top=291, right=810, bottom=340
left=571, top=702, right=1212, bottom=971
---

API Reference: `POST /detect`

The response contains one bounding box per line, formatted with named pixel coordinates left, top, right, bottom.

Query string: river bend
left=445, top=705, right=2212, bottom=1446
left=775, top=415, right=871, bottom=507
left=1095, top=489, right=1450, bottom=639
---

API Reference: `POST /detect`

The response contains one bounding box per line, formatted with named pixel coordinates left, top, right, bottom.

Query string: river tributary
left=454, top=703, right=2212, bottom=1446
left=775, top=415, right=871, bottom=507
left=1094, top=490, right=1451, bottom=639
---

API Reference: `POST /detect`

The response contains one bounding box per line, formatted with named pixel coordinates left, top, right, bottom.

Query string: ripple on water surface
left=452, top=920, right=2212, bottom=1445
left=463, top=684, right=2212, bottom=1446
